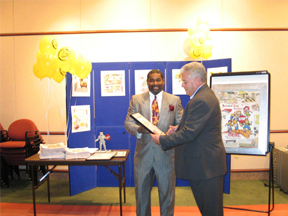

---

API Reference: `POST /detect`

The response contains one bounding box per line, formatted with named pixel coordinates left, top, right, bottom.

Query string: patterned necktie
left=152, top=95, right=159, bottom=126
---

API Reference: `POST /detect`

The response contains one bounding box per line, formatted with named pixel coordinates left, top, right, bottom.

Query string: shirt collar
left=190, top=84, right=204, bottom=100
left=149, top=90, right=163, bottom=100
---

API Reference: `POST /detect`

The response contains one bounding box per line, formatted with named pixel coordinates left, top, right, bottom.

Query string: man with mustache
left=125, top=69, right=183, bottom=216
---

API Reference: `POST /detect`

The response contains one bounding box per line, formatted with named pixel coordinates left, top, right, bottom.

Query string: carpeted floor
left=1, top=171, right=288, bottom=215
left=1, top=203, right=288, bottom=216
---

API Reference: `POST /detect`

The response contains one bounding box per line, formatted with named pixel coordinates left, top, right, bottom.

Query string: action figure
left=95, top=132, right=109, bottom=151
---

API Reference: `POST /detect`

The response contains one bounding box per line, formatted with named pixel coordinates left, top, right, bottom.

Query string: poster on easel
left=211, top=71, right=270, bottom=155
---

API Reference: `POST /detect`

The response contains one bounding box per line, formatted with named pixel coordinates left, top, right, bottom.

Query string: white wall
left=1, top=0, right=288, bottom=170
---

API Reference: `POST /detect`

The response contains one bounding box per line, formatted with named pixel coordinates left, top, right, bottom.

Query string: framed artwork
left=210, top=71, right=270, bottom=155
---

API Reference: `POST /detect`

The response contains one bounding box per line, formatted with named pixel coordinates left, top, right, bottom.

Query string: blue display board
left=66, top=72, right=96, bottom=196
left=66, top=59, right=232, bottom=195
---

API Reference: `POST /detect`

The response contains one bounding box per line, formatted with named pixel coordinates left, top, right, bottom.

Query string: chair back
left=0, top=122, right=9, bottom=142
left=0, top=122, right=4, bottom=131
left=8, top=119, right=38, bottom=141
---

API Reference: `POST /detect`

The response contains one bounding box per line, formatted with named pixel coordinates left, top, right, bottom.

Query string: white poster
left=135, top=69, right=151, bottom=95
left=72, top=74, right=91, bottom=97
left=101, top=70, right=125, bottom=96
left=172, top=69, right=186, bottom=95
left=71, top=105, right=91, bottom=133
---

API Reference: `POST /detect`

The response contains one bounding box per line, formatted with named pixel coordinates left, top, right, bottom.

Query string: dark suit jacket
left=160, top=84, right=227, bottom=180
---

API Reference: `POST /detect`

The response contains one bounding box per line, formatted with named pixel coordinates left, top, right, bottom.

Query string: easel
left=224, top=142, right=275, bottom=215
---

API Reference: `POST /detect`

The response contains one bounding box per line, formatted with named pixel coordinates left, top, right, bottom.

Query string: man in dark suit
left=125, top=69, right=183, bottom=216
left=151, top=62, right=227, bottom=216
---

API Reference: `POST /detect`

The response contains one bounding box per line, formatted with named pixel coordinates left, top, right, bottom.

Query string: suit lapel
left=158, top=92, right=170, bottom=127
left=141, top=92, right=150, bottom=120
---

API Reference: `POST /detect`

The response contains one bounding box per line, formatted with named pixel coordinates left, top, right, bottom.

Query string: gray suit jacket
left=124, top=91, right=183, bottom=167
left=160, top=84, right=227, bottom=180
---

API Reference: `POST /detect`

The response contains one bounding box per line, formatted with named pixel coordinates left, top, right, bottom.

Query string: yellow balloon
left=189, top=36, right=203, bottom=50
left=33, top=62, right=46, bottom=79
left=197, top=16, right=209, bottom=26
left=69, top=52, right=83, bottom=75
left=205, top=34, right=212, bottom=41
left=187, top=25, right=197, bottom=36
left=38, top=52, right=56, bottom=78
left=46, top=58, right=59, bottom=78
left=191, top=32, right=205, bottom=46
left=189, top=48, right=202, bottom=59
left=57, top=46, right=76, bottom=73
left=197, top=24, right=210, bottom=36
left=202, top=51, right=212, bottom=59
left=203, top=40, right=213, bottom=53
left=52, top=68, right=66, bottom=83
left=39, top=36, right=58, bottom=55
left=76, top=57, right=92, bottom=79
left=36, top=50, right=41, bottom=61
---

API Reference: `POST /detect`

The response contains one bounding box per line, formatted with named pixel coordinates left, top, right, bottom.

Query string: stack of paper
left=65, top=148, right=92, bottom=159
left=38, top=142, right=66, bottom=159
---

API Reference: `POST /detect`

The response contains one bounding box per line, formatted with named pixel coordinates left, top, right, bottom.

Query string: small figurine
left=95, top=132, right=110, bottom=151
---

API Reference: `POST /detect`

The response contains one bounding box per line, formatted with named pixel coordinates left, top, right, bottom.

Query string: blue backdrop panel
left=66, top=72, right=97, bottom=196
left=95, top=125, right=133, bottom=186
left=202, top=58, right=232, bottom=74
left=93, top=63, right=131, bottom=186
left=66, top=59, right=232, bottom=195
left=93, top=62, right=130, bottom=126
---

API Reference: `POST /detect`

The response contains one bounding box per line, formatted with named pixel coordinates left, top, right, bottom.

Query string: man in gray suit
left=151, top=62, right=227, bottom=216
left=124, top=69, right=183, bottom=216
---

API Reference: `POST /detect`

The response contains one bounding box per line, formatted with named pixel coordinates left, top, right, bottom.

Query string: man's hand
left=137, top=125, right=149, bottom=134
left=150, top=130, right=161, bottom=144
left=166, top=125, right=177, bottom=135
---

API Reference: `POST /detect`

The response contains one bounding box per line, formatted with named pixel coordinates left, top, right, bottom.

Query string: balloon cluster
left=187, top=17, right=213, bottom=59
left=33, top=36, right=92, bottom=83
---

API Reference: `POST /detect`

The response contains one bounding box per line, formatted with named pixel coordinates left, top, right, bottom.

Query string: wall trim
left=1, top=28, right=288, bottom=37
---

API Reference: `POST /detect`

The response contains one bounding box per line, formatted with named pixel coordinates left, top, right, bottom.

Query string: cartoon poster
left=219, top=90, right=260, bottom=149
left=211, top=72, right=270, bottom=156
left=101, top=70, right=125, bottom=96
left=71, top=105, right=91, bottom=133
left=172, top=69, right=186, bottom=95
left=72, top=74, right=91, bottom=97
left=134, top=69, right=151, bottom=95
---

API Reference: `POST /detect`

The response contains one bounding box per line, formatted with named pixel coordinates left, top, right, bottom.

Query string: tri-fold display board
left=66, top=59, right=232, bottom=195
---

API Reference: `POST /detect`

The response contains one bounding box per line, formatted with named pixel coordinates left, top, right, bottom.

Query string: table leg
left=123, top=163, right=126, bottom=203
left=47, top=170, right=50, bottom=202
left=31, top=165, right=36, bottom=216
left=118, top=165, right=123, bottom=216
